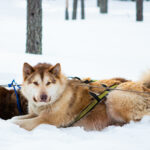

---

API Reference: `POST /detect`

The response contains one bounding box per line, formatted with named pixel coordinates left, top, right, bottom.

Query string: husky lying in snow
left=11, top=62, right=150, bottom=131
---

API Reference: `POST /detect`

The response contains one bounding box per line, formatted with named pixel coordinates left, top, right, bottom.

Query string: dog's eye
left=46, top=82, right=51, bottom=86
left=33, top=82, right=39, bottom=86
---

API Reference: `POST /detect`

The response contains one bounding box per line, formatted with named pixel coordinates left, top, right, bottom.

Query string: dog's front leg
left=14, top=116, right=44, bottom=131
left=11, top=113, right=37, bottom=121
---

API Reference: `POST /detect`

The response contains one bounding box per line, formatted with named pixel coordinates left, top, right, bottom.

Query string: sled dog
left=12, top=63, right=150, bottom=131
left=0, top=87, right=28, bottom=120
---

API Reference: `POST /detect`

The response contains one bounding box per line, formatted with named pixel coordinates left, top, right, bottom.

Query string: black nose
left=40, top=94, right=48, bottom=102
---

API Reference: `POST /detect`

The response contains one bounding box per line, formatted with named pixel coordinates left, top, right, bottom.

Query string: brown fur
left=12, top=63, right=150, bottom=131
left=0, top=86, right=28, bottom=120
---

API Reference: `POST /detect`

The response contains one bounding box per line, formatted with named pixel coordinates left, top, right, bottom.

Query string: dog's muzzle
left=33, top=95, right=51, bottom=103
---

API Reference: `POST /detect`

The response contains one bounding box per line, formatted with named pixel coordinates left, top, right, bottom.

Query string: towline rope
left=77, top=83, right=150, bottom=96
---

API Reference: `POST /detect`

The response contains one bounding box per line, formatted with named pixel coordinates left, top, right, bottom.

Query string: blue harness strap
left=8, top=80, right=22, bottom=115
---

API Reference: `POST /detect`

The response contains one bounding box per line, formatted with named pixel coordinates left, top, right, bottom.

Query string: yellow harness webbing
left=64, top=84, right=118, bottom=127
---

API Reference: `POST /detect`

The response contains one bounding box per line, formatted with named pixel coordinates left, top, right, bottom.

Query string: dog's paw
left=12, top=120, right=34, bottom=131
left=7, top=117, right=18, bottom=124
left=8, top=117, right=25, bottom=126
left=12, top=116, right=21, bottom=120
left=8, top=116, right=22, bottom=124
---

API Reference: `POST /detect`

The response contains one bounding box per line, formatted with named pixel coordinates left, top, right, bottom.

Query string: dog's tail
left=140, top=70, right=150, bottom=88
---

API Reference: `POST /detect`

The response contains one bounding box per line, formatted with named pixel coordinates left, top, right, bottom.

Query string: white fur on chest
left=29, top=101, right=49, bottom=114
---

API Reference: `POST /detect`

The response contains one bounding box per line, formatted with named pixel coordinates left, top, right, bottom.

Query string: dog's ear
left=49, top=63, right=61, bottom=77
left=23, top=63, right=34, bottom=80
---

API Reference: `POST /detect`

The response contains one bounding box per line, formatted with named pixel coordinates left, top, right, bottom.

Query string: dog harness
left=63, top=83, right=118, bottom=127
left=8, top=80, right=22, bottom=115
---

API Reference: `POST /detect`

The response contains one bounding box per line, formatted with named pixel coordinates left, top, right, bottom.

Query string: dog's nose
left=40, top=94, right=48, bottom=102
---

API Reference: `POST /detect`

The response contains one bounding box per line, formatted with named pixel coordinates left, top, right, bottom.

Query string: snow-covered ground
left=1, top=117, right=150, bottom=150
left=0, top=0, right=150, bottom=150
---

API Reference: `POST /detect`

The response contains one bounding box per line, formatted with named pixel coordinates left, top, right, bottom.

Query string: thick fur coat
left=0, top=87, right=28, bottom=119
left=12, top=63, right=150, bottom=131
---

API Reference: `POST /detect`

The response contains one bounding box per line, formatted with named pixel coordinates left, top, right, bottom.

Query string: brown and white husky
left=12, top=62, right=150, bottom=131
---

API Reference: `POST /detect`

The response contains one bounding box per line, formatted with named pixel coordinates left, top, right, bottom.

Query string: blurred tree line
left=66, top=0, right=143, bottom=21
left=26, top=0, right=144, bottom=55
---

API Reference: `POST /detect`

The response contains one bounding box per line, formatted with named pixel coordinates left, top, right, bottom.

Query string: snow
left=1, top=117, right=150, bottom=150
left=0, top=0, right=150, bottom=150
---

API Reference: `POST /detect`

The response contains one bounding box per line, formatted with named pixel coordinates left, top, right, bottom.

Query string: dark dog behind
left=0, top=86, right=28, bottom=120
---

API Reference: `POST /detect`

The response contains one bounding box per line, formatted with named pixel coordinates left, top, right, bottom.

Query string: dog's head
left=21, top=63, right=67, bottom=106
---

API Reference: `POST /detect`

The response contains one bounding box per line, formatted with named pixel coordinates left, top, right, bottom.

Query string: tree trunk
left=136, top=0, right=143, bottom=21
left=97, top=0, right=100, bottom=7
left=65, top=0, right=69, bottom=20
left=26, top=0, right=42, bottom=54
left=72, top=0, right=78, bottom=20
left=100, top=0, right=108, bottom=14
left=81, top=0, right=85, bottom=19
